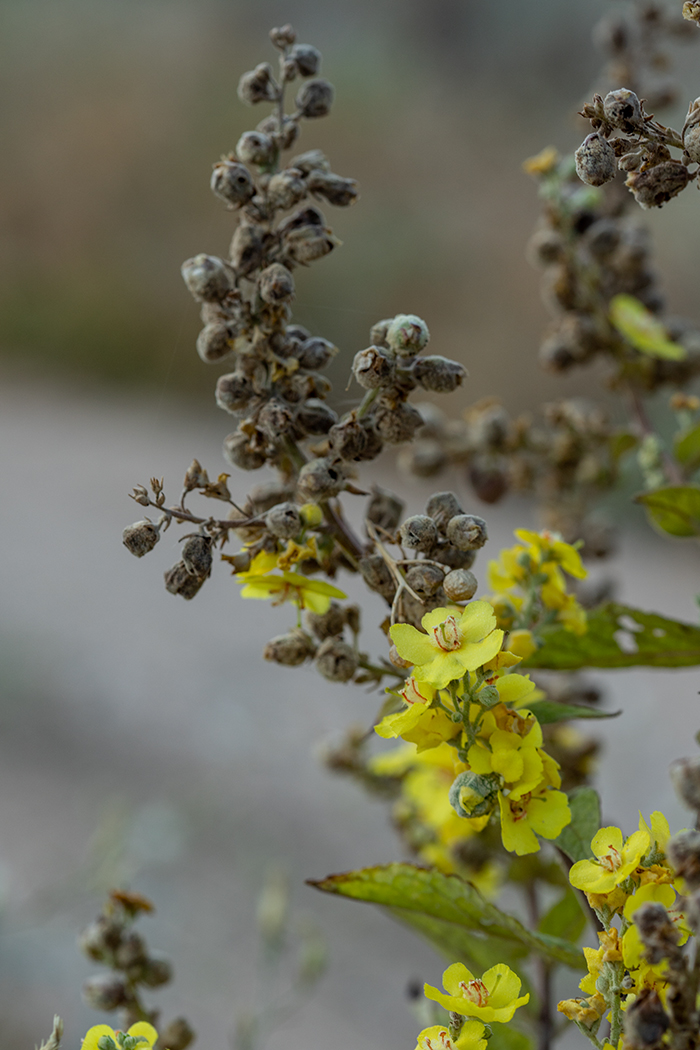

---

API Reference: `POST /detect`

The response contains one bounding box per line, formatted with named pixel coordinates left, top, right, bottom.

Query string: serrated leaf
left=525, top=700, right=620, bottom=724
left=538, top=887, right=586, bottom=943
left=525, top=602, right=700, bottom=669
left=554, top=787, right=600, bottom=864
left=609, top=294, right=685, bottom=360
left=636, top=486, right=700, bottom=538
left=674, top=426, right=700, bottom=473
left=309, top=863, right=585, bottom=970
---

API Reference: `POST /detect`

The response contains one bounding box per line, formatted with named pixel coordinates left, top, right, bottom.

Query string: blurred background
left=2, top=0, right=700, bottom=1046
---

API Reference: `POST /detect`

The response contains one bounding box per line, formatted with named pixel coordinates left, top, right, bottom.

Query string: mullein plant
left=43, top=5, right=700, bottom=1050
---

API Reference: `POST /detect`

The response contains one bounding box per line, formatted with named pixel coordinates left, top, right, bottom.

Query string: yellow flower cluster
left=82, top=1024, right=158, bottom=1050
left=558, top=812, right=690, bottom=1028
left=487, top=529, right=588, bottom=638
left=234, top=542, right=346, bottom=614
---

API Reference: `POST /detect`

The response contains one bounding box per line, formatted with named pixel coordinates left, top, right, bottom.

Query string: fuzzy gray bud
left=307, top=171, right=359, bottom=207
left=315, top=637, right=358, bottom=682
left=181, top=535, right=212, bottom=578
left=164, top=561, right=206, bottom=599
left=223, top=432, right=267, bottom=471
left=258, top=263, right=295, bottom=304
left=238, top=63, right=278, bottom=105
left=352, top=346, right=395, bottom=389
left=399, top=515, right=439, bottom=552
left=181, top=254, right=232, bottom=302
left=270, top=24, right=296, bottom=48
left=230, top=222, right=264, bottom=275
left=290, top=149, right=331, bottom=174
left=265, top=501, right=302, bottom=539
left=123, top=520, right=159, bottom=558
left=603, top=88, right=642, bottom=131
left=210, top=161, right=255, bottom=207
left=366, top=488, right=404, bottom=532
left=264, top=629, right=316, bottom=666
left=667, top=830, right=700, bottom=889
left=443, top=568, right=478, bottom=602
left=216, top=372, right=254, bottom=413
left=297, top=336, right=337, bottom=370
left=158, top=1019, right=195, bottom=1050
left=295, top=398, right=338, bottom=435
left=426, top=492, right=463, bottom=533
left=414, top=355, right=467, bottom=393
left=405, top=563, right=444, bottom=600
left=82, top=974, right=128, bottom=1011
left=306, top=601, right=346, bottom=641
left=289, top=44, right=321, bottom=77
left=386, top=314, right=430, bottom=356
left=575, top=133, right=617, bottom=187
left=670, top=756, right=700, bottom=812
left=328, top=418, right=367, bottom=460
left=268, top=169, right=307, bottom=210
left=236, top=131, right=275, bottom=167
left=374, top=401, right=423, bottom=444
left=297, top=458, right=345, bottom=501
left=446, top=514, right=488, bottom=551
left=296, top=79, right=334, bottom=118
left=625, top=162, right=691, bottom=209
left=359, top=554, right=396, bottom=602
left=197, top=323, right=235, bottom=363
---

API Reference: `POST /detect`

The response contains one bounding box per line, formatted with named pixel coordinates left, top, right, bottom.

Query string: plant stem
left=525, top=882, right=553, bottom=1050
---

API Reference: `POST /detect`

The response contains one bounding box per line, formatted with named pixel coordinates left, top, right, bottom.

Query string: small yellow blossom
left=238, top=569, right=346, bottom=613
left=82, top=1024, right=158, bottom=1050
left=507, top=629, right=537, bottom=659
left=415, top=1021, right=487, bottom=1050
left=498, top=786, right=571, bottom=855
left=523, top=146, right=560, bottom=175
left=390, top=603, right=504, bottom=689
left=468, top=724, right=544, bottom=796
left=579, top=928, right=622, bottom=995
left=374, top=678, right=460, bottom=752
left=424, top=962, right=529, bottom=1023
left=557, top=994, right=607, bottom=1026
left=569, top=824, right=650, bottom=895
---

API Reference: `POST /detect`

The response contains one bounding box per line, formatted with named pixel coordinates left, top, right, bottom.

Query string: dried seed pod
left=398, top=438, right=447, bottom=477
left=469, top=458, right=509, bottom=503
left=667, top=830, right=700, bottom=889
left=359, top=554, right=396, bottom=602
left=230, top=222, right=265, bottom=275
left=264, top=629, right=316, bottom=666
left=297, top=336, right=337, bottom=370
left=249, top=481, right=295, bottom=513
left=328, top=418, right=367, bottom=460
left=625, top=161, right=691, bottom=209
left=114, top=931, right=148, bottom=971
left=446, top=514, right=488, bottom=551
left=575, top=133, right=617, bottom=187
left=223, top=431, right=267, bottom=471
left=399, top=514, right=439, bottom=552
left=164, top=561, right=206, bottom=599
left=257, top=113, right=300, bottom=151
left=286, top=322, right=312, bottom=341
left=624, top=989, right=669, bottom=1049
left=366, top=488, right=404, bottom=532
left=197, top=323, right=235, bottom=363
left=270, top=24, right=296, bottom=49
left=258, top=263, right=295, bottom=303
left=682, top=98, right=700, bottom=164
left=265, top=501, right=302, bottom=539
left=374, top=401, right=423, bottom=444
left=82, top=974, right=128, bottom=1011
left=306, top=601, right=346, bottom=640
left=182, top=535, right=213, bottom=578
left=181, top=254, right=232, bottom=302
left=282, top=224, right=338, bottom=265
left=426, top=491, right=463, bottom=533
left=369, top=318, right=392, bottom=348
left=584, top=218, right=621, bottom=258
left=669, top=756, right=700, bottom=811
left=307, top=171, right=359, bottom=207
left=296, top=458, right=345, bottom=501
left=216, top=372, right=254, bottom=414
left=296, top=78, right=334, bottom=118
left=405, top=563, right=444, bottom=600
left=268, top=169, right=307, bottom=210
left=526, top=226, right=565, bottom=267
left=238, top=63, right=278, bottom=105
left=123, top=520, right=160, bottom=558
left=352, top=346, right=395, bottom=389
left=356, top=423, right=383, bottom=461
left=414, top=355, right=467, bottom=393
left=289, top=43, right=322, bottom=77
left=140, top=952, right=174, bottom=988
left=258, top=397, right=296, bottom=439
left=236, top=130, right=276, bottom=167
left=290, top=149, right=331, bottom=174
left=443, top=568, right=478, bottom=602
left=295, top=398, right=338, bottom=435
left=438, top=543, right=476, bottom=571
left=158, top=1019, right=195, bottom=1050
left=385, top=314, right=430, bottom=356
left=79, top=916, right=124, bottom=961
left=315, top=637, right=358, bottom=682
left=210, top=160, right=255, bottom=208
left=603, top=88, right=643, bottom=132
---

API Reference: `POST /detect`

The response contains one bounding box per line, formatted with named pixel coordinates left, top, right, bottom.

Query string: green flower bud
left=385, top=314, right=430, bottom=356
left=449, top=771, right=498, bottom=819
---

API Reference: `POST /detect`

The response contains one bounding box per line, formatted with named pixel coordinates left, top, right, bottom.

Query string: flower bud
left=216, top=372, right=254, bottom=413
left=82, top=974, right=128, bottom=1011
left=223, top=431, right=267, bottom=471
left=328, top=418, right=367, bottom=460
left=296, top=78, right=334, bottom=118
left=446, top=514, right=488, bottom=551
left=210, top=160, right=255, bottom=208
left=289, top=43, right=321, bottom=77
left=667, top=830, right=700, bottom=889
left=625, top=161, right=691, bottom=209
left=449, top=771, right=498, bottom=819
left=270, top=24, right=296, bottom=48
left=297, top=336, right=337, bottom=370
left=236, top=131, right=275, bottom=167
left=306, top=601, right=346, bottom=640
left=265, top=501, right=302, bottom=539
left=426, top=491, right=463, bottom=533
left=359, top=554, right=396, bottom=602
left=315, top=637, right=358, bottom=682
left=238, top=63, right=278, bottom=105
left=405, top=563, right=444, bottom=600
left=268, top=169, right=307, bottom=210
left=414, top=355, right=467, bottom=393
left=123, top=520, right=159, bottom=558
left=264, top=629, right=316, bottom=666
left=374, top=401, right=423, bottom=444
left=181, top=254, right=232, bottom=302
left=78, top=916, right=124, bottom=961
left=603, top=88, right=642, bottom=131
left=164, top=561, right=206, bottom=599
left=443, top=568, right=478, bottom=602
left=385, top=314, right=430, bottom=356
left=197, top=323, right=235, bottom=363
left=669, top=756, right=700, bottom=811
left=352, top=346, right=395, bottom=389
left=399, top=514, right=439, bottom=552
left=230, top=222, right=265, bottom=275
left=574, top=133, right=617, bottom=187
left=307, top=171, right=359, bottom=207
left=181, top=535, right=212, bottom=578
left=295, top=398, right=338, bottom=435
left=158, top=1019, right=195, bottom=1050
left=366, top=488, right=404, bottom=532
left=297, top=458, right=345, bottom=501
left=258, top=263, right=295, bottom=304
left=290, top=149, right=331, bottom=174
left=140, top=951, right=173, bottom=988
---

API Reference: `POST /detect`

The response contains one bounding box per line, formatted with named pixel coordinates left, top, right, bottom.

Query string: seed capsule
left=256, top=114, right=300, bottom=151
left=297, top=458, right=345, bottom=501
left=270, top=24, right=296, bottom=48
left=223, top=431, right=267, bottom=471
left=258, top=398, right=296, bottom=440
left=385, top=314, right=430, bottom=356
left=290, top=149, right=331, bottom=174
left=426, top=492, right=463, bottom=533
left=210, top=160, right=255, bottom=207
left=366, top=488, right=404, bottom=532
left=296, top=79, right=334, bottom=118
left=683, top=98, right=700, bottom=164
left=230, top=222, right=265, bottom=275
left=258, top=263, right=295, bottom=303
left=264, top=629, right=316, bottom=666
left=295, top=398, right=338, bottom=435
left=414, top=355, right=467, bottom=393
left=181, top=254, right=232, bottom=302
left=164, top=562, right=206, bottom=599
left=158, top=1019, right=195, bottom=1050
left=265, top=501, right=302, bottom=539
left=306, top=601, right=346, bottom=640
left=197, top=323, right=235, bottom=363
left=405, top=563, right=444, bottom=600
left=123, top=520, right=160, bottom=558
left=374, top=401, right=423, bottom=444
left=78, top=916, right=124, bottom=961
left=328, top=418, right=367, bottom=460
left=575, top=133, right=617, bottom=187
left=446, top=514, right=488, bottom=551
left=268, top=169, right=307, bottom=210
left=315, top=638, right=358, bottom=682
left=236, top=131, right=276, bottom=167
left=625, top=161, right=691, bottom=209
left=289, top=43, right=322, bottom=77
left=603, top=88, right=642, bottom=131
left=82, top=974, right=128, bottom=1011
left=307, top=171, right=359, bottom=207
left=352, top=346, right=395, bottom=389
left=670, top=756, right=700, bottom=812
left=141, top=952, right=174, bottom=988
left=181, top=535, right=213, bottom=578
left=216, top=372, right=254, bottom=414
left=358, top=554, right=396, bottom=602
left=297, top=336, right=337, bottom=370
left=443, top=568, right=478, bottom=602
left=238, top=63, right=278, bottom=105
left=399, top=515, right=439, bottom=552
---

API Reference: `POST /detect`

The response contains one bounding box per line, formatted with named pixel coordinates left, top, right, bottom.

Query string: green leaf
left=636, top=486, right=700, bottom=538
left=383, top=907, right=528, bottom=975
left=674, top=425, right=700, bottom=473
left=488, top=1025, right=533, bottom=1050
left=609, top=294, right=686, bottom=360
left=554, top=787, right=600, bottom=864
left=525, top=601, right=700, bottom=669
left=525, top=700, right=620, bottom=724
left=538, top=887, right=587, bottom=943
left=309, top=863, right=585, bottom=970
left=609, top=429, right=639, bottom=463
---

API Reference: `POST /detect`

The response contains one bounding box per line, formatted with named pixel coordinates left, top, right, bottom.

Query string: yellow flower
left=569, top=824, right=650, bottom=895
left=622, top=883, right=688, bottom=971
left=238, top=569, right=346, bottom=613
left=82, top=1024, right=158, bottom=1050
left=375, top=678, right=460, bottom=751
left=579, top=928, right=622, bottom=994
left=468, top=723, right=544, bottom=796
left=498, top=786, right=571, bottom=855
left=390, top=603, right=504, bottom=689
left=523, top=146, right=560, bottom=175
left=639, top=811, right=672, bottom=855
left=424, top=962, right=529, bottom=1023
left=415, top=1021, right=488, bottom=1050
left=557, top=994, right=607, bottom=1026
left=507, top=629, right=537, bottom=660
